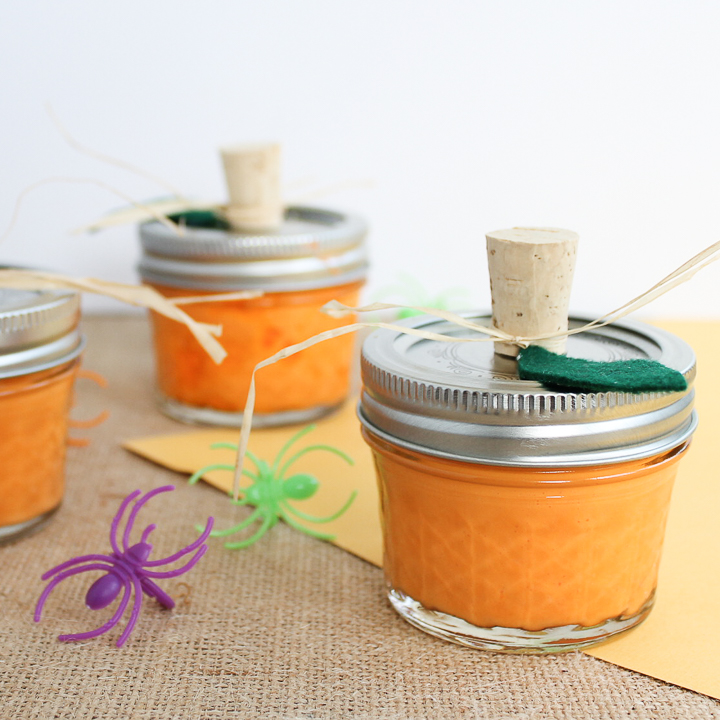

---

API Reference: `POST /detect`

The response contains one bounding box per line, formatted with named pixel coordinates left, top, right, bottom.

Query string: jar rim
left=359, top=313, right=697, bottom=467
left=138, top=205, right=369, bottom=291
left=0, top=288, right=84, bottom=378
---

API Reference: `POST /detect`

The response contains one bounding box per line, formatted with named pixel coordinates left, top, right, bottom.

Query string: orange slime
left=148, top=282, right=362, bottom=414
left=0, top=360, right=79, bottom=530
left=365, top=429, right=686, bottom=632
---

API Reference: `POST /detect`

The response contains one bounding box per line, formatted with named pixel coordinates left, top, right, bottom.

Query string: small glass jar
left=0, top=288, right=84, bottom=543
left=359, top=313, right=696, bottom=653
left=139, top=207, right=368, bottom=427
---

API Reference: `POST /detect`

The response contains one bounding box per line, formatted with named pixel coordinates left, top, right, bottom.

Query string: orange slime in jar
left=359, top=310, right=696, bottom=651
left=365, top=429, right=686, bottom=633
left=0, top=360, right=79, bottom=533
left=149, top=282, right=362, bottom=416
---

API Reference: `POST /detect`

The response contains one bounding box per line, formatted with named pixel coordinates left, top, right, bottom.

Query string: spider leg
left=203, top=508, right=263, bottom=537
left=41, top=554, right=119, bottom=581
left=57, top=572, right=133, bottom=643
left=141, top=545, right=209, bottom=578
left=122, top=486, right=175, bottom=552
left=280, top=490, right=357, bottom=524
left=194, top=501, right=246, bottom=533
left=278, top=444, right=353, bottom=480
left=223, top=513, right=275, bottom=549
left=204, top=443, right=265, bottom=478
left=280, top=512, right=336, bottom=541
left=243, top=448, right=263, bottom=469
left=143, top=516, right=214, bottom=567
left=35, top=562, right=118, bottom=622
left=228, top=492, right=253, bottom=506
left=188, top=463, right=259, bottom=486
left=372, top=282, right=413, bottom=302
left=116, top=573, right=144, bottom=647
left=434, top=287, right=470, bottom=308
left=140, top=524, right=157, bottom=544
left=139, top=576, right=175, bottom=609
left=209, top=442, right=238, bottom=451
left=110, top=490, right=143, bottom=555
left=398, top=271, right=428, bottom=298
left=270, top=425, right=317, bottom=474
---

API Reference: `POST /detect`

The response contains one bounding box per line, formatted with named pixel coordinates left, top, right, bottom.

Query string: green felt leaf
left=167, top=209, right=231, bottom=230
left=517, top=345, right=688, bottom=393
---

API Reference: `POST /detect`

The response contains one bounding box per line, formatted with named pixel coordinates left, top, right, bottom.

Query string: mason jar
left=0, top=288, right=84, bottom=543
left=138, top=206, right=368, bottom=427
left=359, top=313, right=696, bottom=653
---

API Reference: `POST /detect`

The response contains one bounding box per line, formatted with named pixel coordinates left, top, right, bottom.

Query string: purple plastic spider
left=34, top=485, right=213, bottom=647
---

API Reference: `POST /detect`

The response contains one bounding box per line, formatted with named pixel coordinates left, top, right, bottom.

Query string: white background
left=1, top=1, right=720, bottom=317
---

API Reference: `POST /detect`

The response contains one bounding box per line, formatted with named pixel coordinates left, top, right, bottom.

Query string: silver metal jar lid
left=138, top=205, right=368, bottom=292
left=359, top=313, right=697, bottom=467
left=0, top=288, right=84, bottom=379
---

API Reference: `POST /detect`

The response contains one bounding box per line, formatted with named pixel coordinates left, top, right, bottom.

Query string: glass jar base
left=388, top=588, right=655, bottom=654
left=157, top=394, right=344, bottom=428
left=0, top=505, right=60, bottom=545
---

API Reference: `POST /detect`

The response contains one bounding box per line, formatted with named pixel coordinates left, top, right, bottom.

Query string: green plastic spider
left=374, top=272, right=471, bottom=319
left=188, top=425, right=356, bottom=549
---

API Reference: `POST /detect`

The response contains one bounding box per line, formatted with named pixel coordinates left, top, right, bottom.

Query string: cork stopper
left=486, top=227, right=579, bottom=357
left=220, top=143, right=283, bottom=232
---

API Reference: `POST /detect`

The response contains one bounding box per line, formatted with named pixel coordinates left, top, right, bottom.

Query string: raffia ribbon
left=0, top=269, right=261, bottom=364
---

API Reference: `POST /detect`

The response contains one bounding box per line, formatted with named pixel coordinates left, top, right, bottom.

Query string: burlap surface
left=1, top=316, right=719, bottom=720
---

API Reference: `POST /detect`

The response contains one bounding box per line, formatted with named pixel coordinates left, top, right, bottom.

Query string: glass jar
left=359, top=313, right=696, bottom=653
left=139, top=206, right=368, bottom=427
left=0, top=288, right=84, bottom=543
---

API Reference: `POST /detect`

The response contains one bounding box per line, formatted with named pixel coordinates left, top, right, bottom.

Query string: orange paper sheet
left=583, top=320, right=720, bottom=698
left=124, top=320, right=720, bottom=699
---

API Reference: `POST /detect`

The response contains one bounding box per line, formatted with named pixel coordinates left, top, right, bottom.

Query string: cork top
left=220, top=143, right=283, bottom=232
left=486, top=226, right=579, bottom=356
left=486, top=227, right=580, bottom=245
